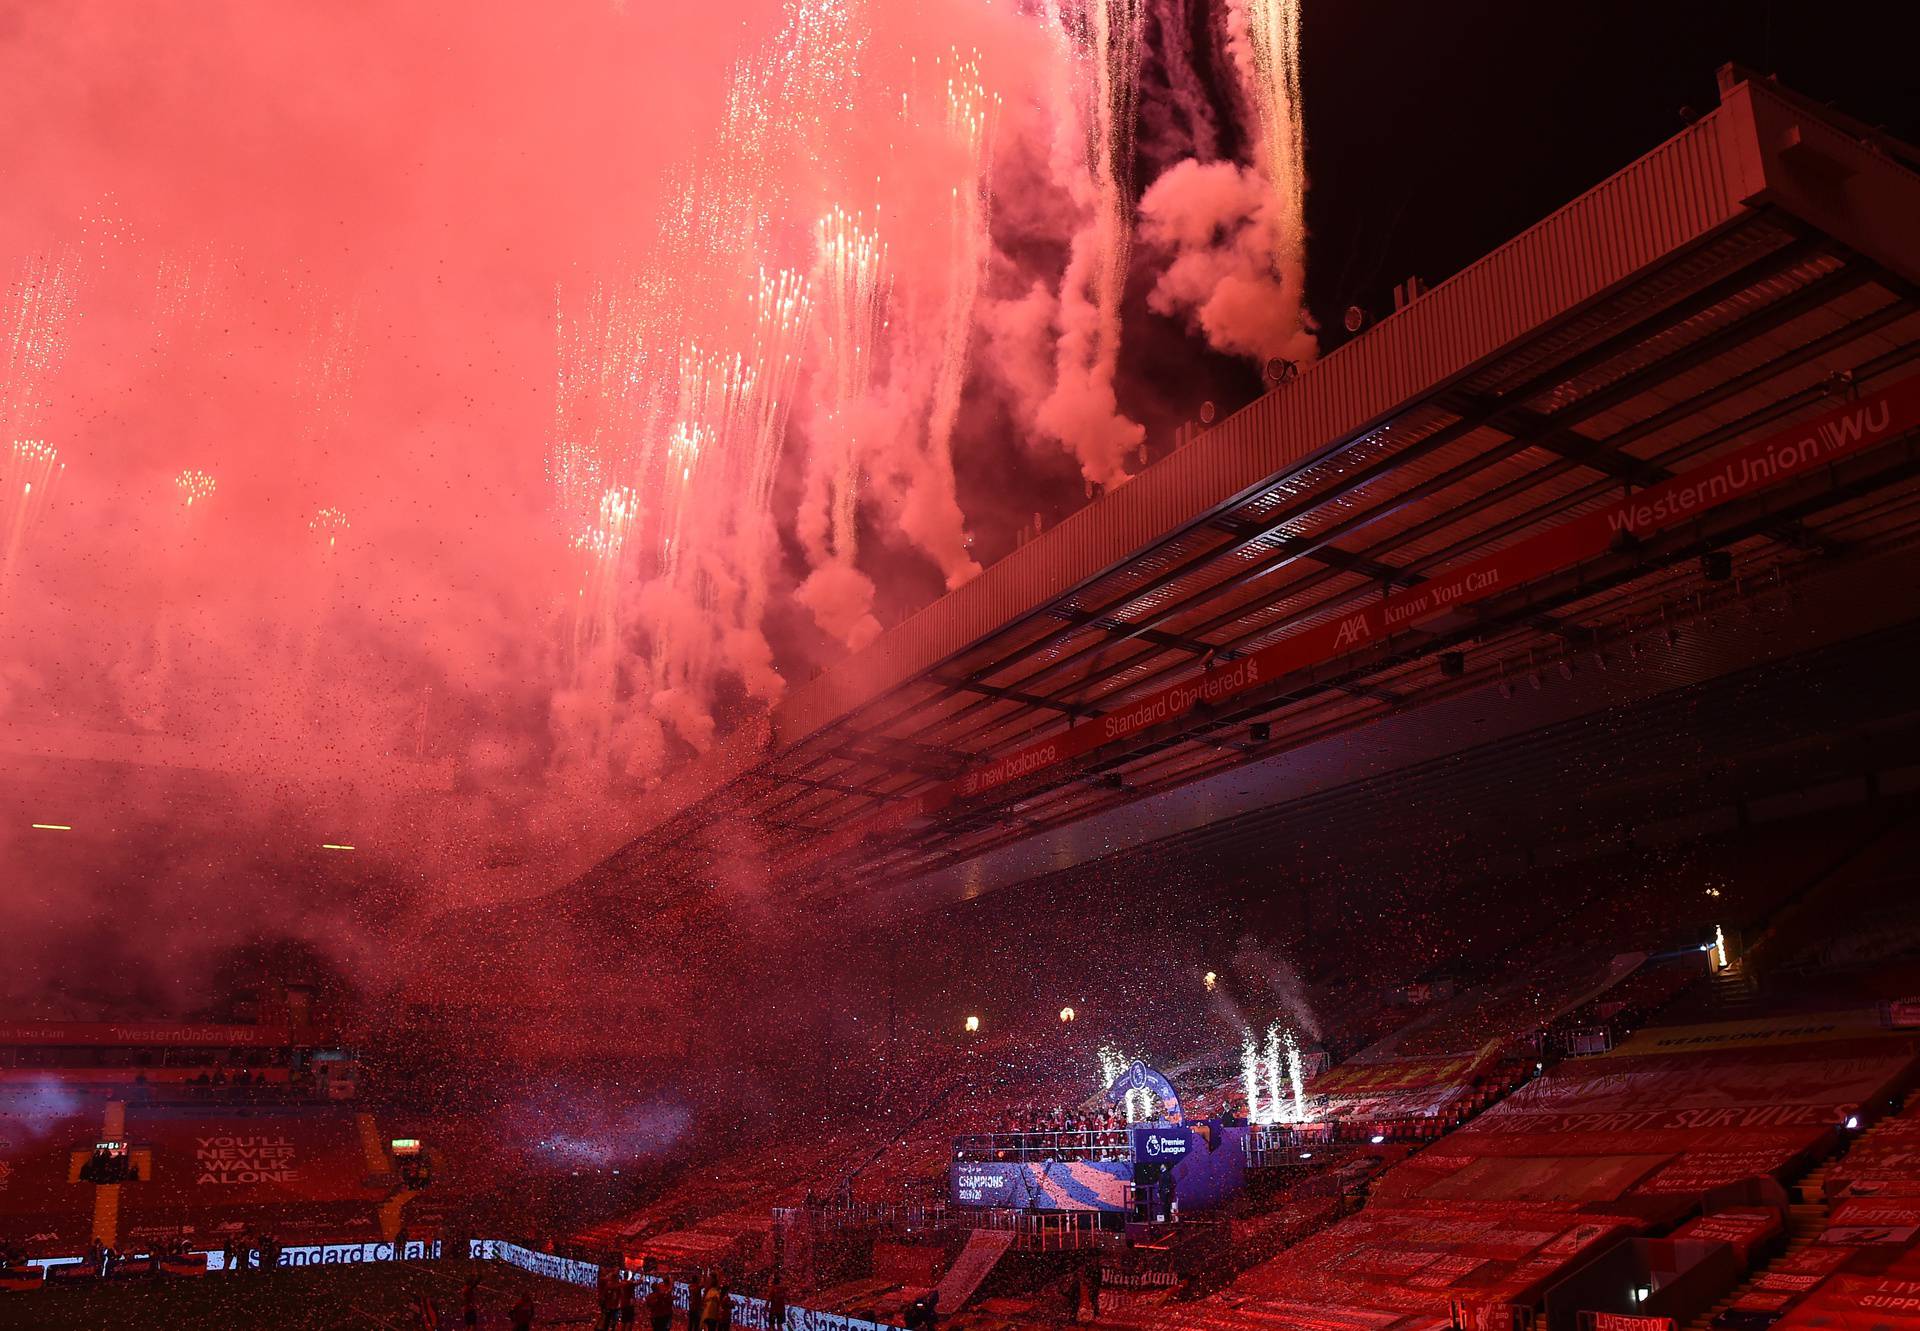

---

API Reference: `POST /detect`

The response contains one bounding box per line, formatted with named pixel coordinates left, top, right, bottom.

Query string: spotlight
left=964, top=1015, right=981, bottom=1034
left=1438, top=651, right=1465, bottom=678
left=1557, top=659, right=1575, bottom=682
left=1846, top=1115, right=1860, bottom=1131
left=1343, top=305, right=1368, bottom=334
left=1199, top=400, right=1217, bottom=425
left=1059, top=1007, right=1076, bottom=1024
left=1263, top=357, right=1299, bottom=388
left=1701, top=550, right=1732, bottom=582
left=1298, top=1151, right=1313, bottom=1160
left=1203, top=971, right=1217, bottom=991
left=1369, top=1134, right=1386, bottom=1145
left=1250, top=721, right=1271, bottom=743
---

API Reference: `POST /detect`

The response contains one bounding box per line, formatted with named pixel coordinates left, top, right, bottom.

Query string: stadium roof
left=589, top=68, right=1920, bottom=905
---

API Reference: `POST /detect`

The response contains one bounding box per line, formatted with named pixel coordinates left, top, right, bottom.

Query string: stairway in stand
left=1708, top=961, right=1759, bottom=1016
left=1682, top=1159, right=1833, bottom=1331
left=934, top=1227, right=1017, bottom=1315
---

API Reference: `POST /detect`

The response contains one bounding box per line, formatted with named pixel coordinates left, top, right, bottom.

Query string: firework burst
left=309, top=506, right=350, bottom=554
left=174, top=468, right=217, bottom=510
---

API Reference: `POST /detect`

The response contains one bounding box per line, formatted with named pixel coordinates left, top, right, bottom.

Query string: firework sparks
left=1099, top=1042, right=1154, bottom=1124
left=813, top=206, right=891, bottom=412
left=663, top=343, right=758, bottom=565
left=1241, top=1034, right=1265, bottom=1123
left=2, top=438, right=64, bottom=600
left=551, top=273, right=669, bottom=534
left=1069, top=0, right=1143, bottom=311
left=920, top=46, right=999, bottom=588
left=742, top=267, right=812, bottom=515
left=151, top=245, right=226, bottom=351
left=1227, top=0, right=1307, bottom=278
left=1264, top=1022, right=1285, bottom=1124
left=2, top=250, right=80, bottom=444
left=568, top=485, right=640, bottom=671
left=1283, top=1025, right=1308, bottom=1122
left=1038, top=0, right=1148, bottom=488
left=809, top=205, right=892, bottom=569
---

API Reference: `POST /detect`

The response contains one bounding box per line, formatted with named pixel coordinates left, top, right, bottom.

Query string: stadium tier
left=504, top=808, right=1913, bottom=1326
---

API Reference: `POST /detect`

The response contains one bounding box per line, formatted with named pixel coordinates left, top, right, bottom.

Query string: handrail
left=771, top=1201, right=1113, bottom=1250
left=951, top=1128, right=1131, bottom=1163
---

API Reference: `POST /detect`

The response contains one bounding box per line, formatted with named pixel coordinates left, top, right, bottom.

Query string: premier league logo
left=1136, top=1130, right=1187, bottom=1161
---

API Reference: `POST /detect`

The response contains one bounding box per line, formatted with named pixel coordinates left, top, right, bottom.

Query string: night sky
left=1301, top=0, right=1920, bottom=335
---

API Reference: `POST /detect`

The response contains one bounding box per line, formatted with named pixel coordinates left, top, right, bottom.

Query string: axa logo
left=1333, top=613, right=1373, bottom=649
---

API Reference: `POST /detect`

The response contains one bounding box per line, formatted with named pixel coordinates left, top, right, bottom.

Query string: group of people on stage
left=998, top=1102, right=1127, bottom=1136
left=78, top=1142, right=138, bottom=1184
left=78, top=1235, right=197, bottom=1277
left=218, top=1230, right=288, bottom=1271
left=591, top=1266, right=786, bottom=1331
left=439, top=1266, right=776, bottom=1331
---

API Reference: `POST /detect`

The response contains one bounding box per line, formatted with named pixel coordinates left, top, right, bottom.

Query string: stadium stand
left=513, top=794, right=1920, bottom=1330
left=117, top=1103, right=392, bottom=1252
left=0, top=1017, right=357, bottom=1100
left=0, top=1095, right=406, bottom=1260
left=0, top=1090, right=108, bottom=1260
left=108, top=780, right=1879, bottom=1331
left=8, top=790, right=1916, bottom=1330
left=1158, top=1015, right=1917, bottom=1330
